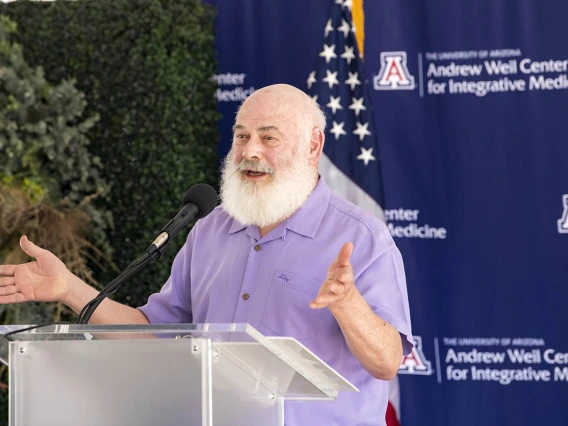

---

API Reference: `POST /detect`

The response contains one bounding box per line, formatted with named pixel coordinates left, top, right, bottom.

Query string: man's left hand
left=310, top=242, right=357, bottom=310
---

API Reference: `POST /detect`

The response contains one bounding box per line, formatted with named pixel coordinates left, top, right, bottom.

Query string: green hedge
left=0, top=13, right=109, bottom=340
left=1, top=0, right=220, bottom=307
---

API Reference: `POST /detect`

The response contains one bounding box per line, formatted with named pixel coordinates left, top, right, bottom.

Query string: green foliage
left=1, top=0, right=220, bottom=307
left=0, top=13, right=110, bottom=288
left=0, top=15, right=104, bottom=205
left=0, top=386, right=6, bottom=426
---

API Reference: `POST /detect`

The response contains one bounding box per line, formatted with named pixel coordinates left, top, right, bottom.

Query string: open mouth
left=245, top=171, right=267, bottom=177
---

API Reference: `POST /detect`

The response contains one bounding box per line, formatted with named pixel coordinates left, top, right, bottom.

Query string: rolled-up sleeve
left=352, top=225, right=414, bottom=355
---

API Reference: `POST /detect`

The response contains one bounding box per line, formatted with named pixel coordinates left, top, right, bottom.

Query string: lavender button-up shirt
left=139, top=177, right=413, bottom=426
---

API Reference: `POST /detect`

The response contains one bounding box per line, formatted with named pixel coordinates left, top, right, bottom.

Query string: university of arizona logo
left=398, top=336, right=432, bottom=375
left=374, top=51, right=415, bottom=90
left=558, top=195, right=568, bottom=234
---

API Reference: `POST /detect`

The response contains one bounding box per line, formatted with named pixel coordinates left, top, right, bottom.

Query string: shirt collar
left=283, top=176, right=330, bottom=239
left=226, top=176, right=331, bottom=239
left=228, top=217, right=247, bottom=234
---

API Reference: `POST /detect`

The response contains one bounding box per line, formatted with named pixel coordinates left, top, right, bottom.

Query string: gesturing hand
left=310, top=242, right=357, bottom=310
left=0, top=236, right=71, bottom=304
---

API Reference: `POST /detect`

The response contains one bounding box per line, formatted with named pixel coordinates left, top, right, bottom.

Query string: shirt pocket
left=262, top=269, right=323, bottom=340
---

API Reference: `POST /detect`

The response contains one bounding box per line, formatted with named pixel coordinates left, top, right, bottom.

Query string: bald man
left=0, top=84, right=413, bottom=426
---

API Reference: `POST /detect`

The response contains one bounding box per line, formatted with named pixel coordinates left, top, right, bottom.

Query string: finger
left=310, top=299, right=328, bottom=309
left=0, top=265, right=16, bottom=276
left=20, top=235, right=47, bottom=259
left=0, top=293, right=26, bottom=304
left=335, top=268, right=353, bottom=285
left=335, top=242, right=353, bottom=267
left=313, top=293, right=340, bottom=307
left=0, top=277, right=15, bottom=286
left=326, top=282, right=345, bottom=295
left=0, top=285, right=17, bottom=296
left=327, top=266, right=353, bottom=284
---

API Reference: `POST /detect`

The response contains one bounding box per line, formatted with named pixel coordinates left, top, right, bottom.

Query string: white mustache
left=236, top=159, right=274, bottom=174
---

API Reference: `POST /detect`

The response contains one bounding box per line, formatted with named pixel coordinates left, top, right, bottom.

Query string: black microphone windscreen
left=182, top=183, right=218, bottom=219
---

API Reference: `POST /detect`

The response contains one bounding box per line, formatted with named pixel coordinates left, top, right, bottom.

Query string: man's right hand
left=0, top=236, right=72, bottom=304
left=0, top=236, right=149, bottom=324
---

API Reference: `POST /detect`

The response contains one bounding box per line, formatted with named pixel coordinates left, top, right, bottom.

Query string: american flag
left=305, top=0, right=385, bottom=219
left=306, top=2, right=401, bottom=425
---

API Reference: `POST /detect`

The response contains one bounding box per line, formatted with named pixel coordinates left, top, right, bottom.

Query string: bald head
left=240, top=84, right=318, bottom=116
left=236, top=84, right=326, bottom=150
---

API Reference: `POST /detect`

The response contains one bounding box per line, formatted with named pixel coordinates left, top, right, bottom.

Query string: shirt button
left=242, top=293, right=250, bottom=300
left=254, top=244, right=261, bottom=251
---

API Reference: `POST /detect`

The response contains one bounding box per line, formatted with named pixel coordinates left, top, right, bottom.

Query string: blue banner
left=206, top=0, right=568, bottom=424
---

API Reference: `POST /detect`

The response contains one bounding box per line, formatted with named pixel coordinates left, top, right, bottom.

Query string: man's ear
left=309, top=128, right=325, bottom=165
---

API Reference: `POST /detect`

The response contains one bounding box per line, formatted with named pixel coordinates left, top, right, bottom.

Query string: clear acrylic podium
left=0, top=323, right=357, bottom=426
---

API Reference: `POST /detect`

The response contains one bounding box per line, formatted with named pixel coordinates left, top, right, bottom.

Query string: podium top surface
left=0, top=323, right=358, bottom=400
left=1, top=322, right=263, bottom=340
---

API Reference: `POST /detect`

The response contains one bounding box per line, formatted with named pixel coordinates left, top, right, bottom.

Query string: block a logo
left=398, top=336, right=432, bottom=375
left=374, top=51, right=415, bottom=90
left=558, top=194, right=568, bottom=234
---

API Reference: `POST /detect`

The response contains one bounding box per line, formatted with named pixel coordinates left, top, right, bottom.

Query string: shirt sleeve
left=137, top=228, right=195, bottom=323
left=352, top=224, right=414, bottom=355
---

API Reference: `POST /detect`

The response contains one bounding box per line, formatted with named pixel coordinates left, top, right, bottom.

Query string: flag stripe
left=319, top=153, right=384, bottom=219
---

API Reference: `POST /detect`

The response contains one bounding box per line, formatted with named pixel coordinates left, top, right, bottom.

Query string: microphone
left=76, top=183, right=217, bottom=324
left=149, top=183, right=218, bottom=255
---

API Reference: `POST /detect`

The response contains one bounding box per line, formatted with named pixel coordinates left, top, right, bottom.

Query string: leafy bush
left=2, top=0, right=220, bottom=307
left=0, top=13, right=109, bottom=310
left=0, top=15, right=104, bottom=203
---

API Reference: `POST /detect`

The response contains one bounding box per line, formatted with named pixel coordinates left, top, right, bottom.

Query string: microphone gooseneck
left=76, top=183, right=218, bottom=324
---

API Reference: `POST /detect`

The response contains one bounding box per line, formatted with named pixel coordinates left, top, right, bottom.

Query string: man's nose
left=241, top=136, right=264, bottom=161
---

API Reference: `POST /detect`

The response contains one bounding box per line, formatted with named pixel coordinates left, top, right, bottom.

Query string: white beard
left=220, top=148, right=317, bottom=228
